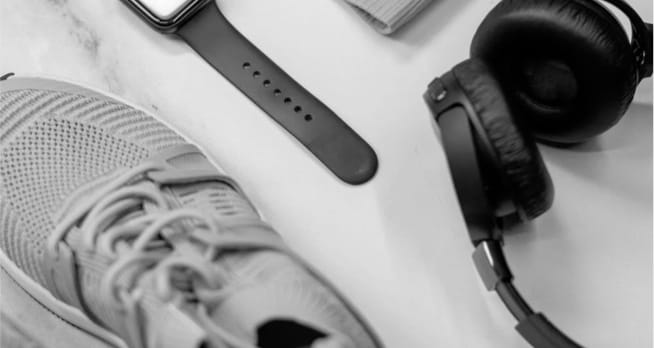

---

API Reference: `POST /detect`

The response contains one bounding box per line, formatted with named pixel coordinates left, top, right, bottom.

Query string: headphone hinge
left=641, top=23, right=653, bottom=78
left=632, top=38, right=652, bottom=80
left=472, top=240, right=513, bottom=291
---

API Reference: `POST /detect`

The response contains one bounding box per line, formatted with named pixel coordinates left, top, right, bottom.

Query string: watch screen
left=138, top=0, right=195, bottom=20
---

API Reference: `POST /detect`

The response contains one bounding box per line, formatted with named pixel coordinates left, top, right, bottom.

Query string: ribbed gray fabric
left=346, top=0, right=433, bottom=34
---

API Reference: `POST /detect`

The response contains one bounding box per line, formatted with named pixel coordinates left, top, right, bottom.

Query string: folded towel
left=345, top=0, right=434, bottom=34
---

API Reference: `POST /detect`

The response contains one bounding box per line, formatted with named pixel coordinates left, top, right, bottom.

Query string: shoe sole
left=0, top=251, right=126, bottom=348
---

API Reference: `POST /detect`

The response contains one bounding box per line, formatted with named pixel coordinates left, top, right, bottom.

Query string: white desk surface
left=1, top=0, right=652, bottom=347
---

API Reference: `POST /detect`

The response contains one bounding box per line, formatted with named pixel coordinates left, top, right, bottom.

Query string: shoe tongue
left=210, top=285, right=350, bottom=348
left=204, top=252, right=355, bottom=348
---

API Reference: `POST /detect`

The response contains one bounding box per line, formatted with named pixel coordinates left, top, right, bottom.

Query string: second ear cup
left=471, top=0, right=638, bottom=144
left=452, top=59, right=554, bottom=220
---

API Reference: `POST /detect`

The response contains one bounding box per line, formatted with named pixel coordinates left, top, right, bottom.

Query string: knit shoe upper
left=0, top=78, right=381, bottom=348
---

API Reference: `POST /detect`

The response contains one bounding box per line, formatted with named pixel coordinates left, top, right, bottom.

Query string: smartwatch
left=120, top=0, right=378, bottom=185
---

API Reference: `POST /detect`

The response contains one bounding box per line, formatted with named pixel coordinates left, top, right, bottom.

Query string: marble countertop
left=1, top=0, right=652, bottom=347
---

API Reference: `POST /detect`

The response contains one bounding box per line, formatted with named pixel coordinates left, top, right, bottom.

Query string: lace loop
left=154, top=255, right=226, bottom=302
left=98, top=214, right=161, bottom=256
left=82, top=184, right=167, bottom=250
left=48, top=162, right=166, bottom=256
left=131, top=209, right=217, bottom=251
left=101, top=251, right=163, bottom=309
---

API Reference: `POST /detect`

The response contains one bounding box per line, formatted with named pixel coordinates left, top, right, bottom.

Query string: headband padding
left=470, top=0, right=638, bottom=144
left=453, top=59, right=554, bottom=220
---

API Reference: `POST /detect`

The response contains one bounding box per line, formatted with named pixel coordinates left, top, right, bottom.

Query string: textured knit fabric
left=0, top=312, right=45, bottom=348
left=0, top=88, right=185, bottom=287
left=345, top=0, right=433, bottom=34
left=0, top=78, right=382, bottom=348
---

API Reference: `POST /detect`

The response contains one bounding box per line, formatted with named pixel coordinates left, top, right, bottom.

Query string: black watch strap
left=177, top=2, right=378, bottom=185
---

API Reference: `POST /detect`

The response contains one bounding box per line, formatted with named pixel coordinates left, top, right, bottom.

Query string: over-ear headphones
left=423, top=0, right=652, bottom=347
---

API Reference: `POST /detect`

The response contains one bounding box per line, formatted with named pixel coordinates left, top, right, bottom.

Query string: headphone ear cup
left=452, top=59, right=554, bottom=220
left=471, top=0, right=638, bottom=144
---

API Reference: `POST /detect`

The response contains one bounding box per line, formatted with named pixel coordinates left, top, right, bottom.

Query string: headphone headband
left=592, top=0, right=652, bottom=78
left=500, top=0, right=653, bottom=78
left=425, top=74, right=502, bottom=244
left=473, top=240, right=583, bottom=348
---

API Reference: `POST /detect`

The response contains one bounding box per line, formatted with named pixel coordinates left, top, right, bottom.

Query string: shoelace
left=46, top=162, right=289, bottom=348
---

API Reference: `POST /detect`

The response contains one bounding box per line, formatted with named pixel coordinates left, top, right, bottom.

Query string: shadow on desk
left=390, top=0, right=475, bottom=47
left=504, top=101, right=653, bottom=239
left=552, top=102, right=653, bottom=153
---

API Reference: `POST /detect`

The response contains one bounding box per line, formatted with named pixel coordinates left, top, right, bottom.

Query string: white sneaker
left=0, top=76, right=383, bottom=348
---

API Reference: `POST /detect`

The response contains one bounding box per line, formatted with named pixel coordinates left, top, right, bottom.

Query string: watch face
left=138, top=0, right=194, bottom=20
left=122, top=0, right=210, bottom=33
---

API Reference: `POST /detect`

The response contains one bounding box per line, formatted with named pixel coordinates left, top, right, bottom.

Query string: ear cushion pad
left=470, top=0, right=638, bottom=143
left=452, top=59, right=554, bottom=220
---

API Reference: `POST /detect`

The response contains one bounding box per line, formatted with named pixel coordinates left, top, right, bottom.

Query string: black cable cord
left=496, top=281, right=534, bottom=322
left=473, top=240, right=583, bottom=347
